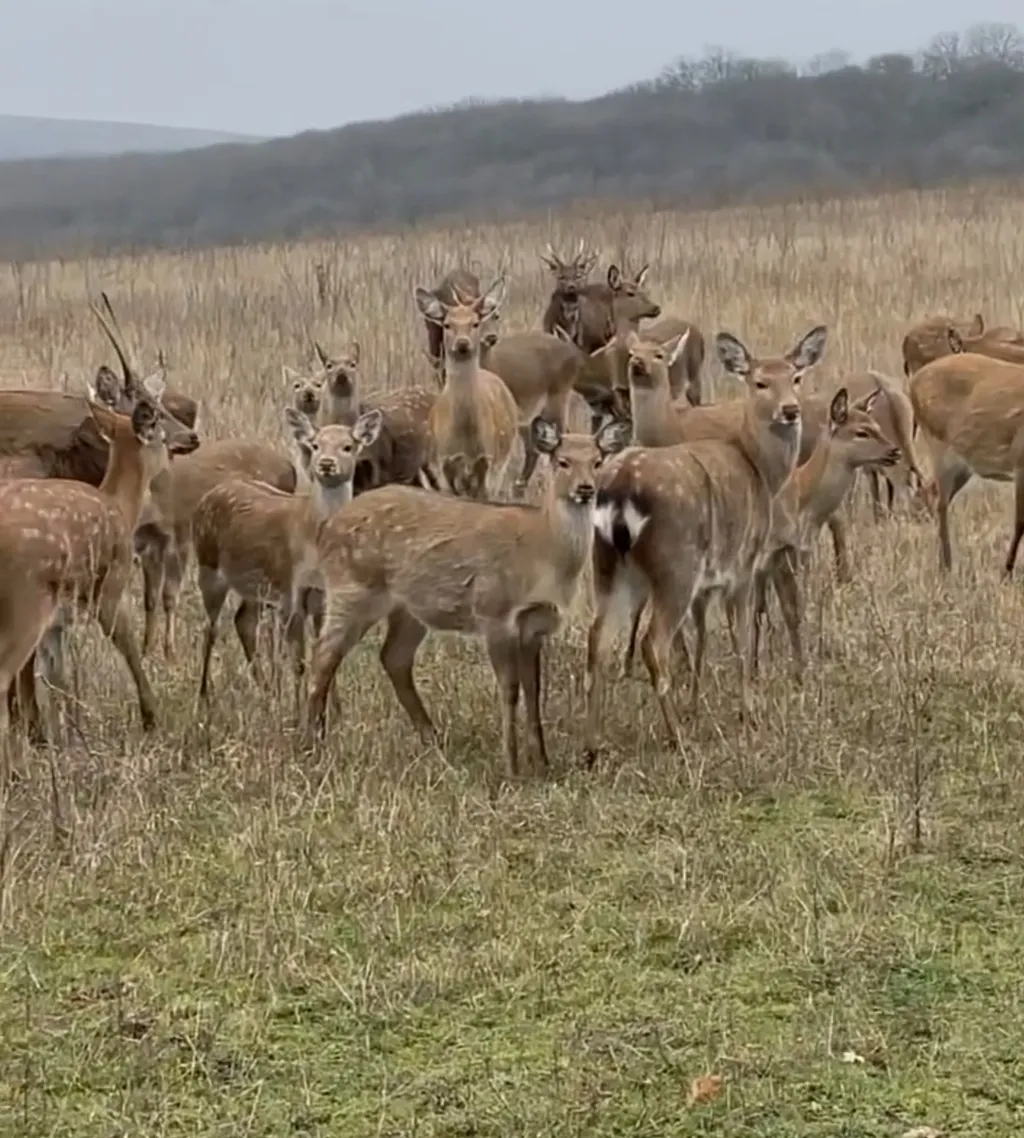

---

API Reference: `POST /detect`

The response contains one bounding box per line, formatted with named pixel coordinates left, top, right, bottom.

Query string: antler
left=89, top=294, right=134, bottom=383
left=313, top=341, right=331, bottom=368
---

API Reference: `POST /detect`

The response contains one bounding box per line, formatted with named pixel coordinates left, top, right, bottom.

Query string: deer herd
left=1, top=246, right=1023, bottom=780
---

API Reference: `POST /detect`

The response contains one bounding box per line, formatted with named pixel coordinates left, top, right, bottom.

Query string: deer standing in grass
left=421, top=267, right=484, bottom=372
left=750, top=385, right=900, bottom=678
left=584, top=325, right=826, bottom=753
left=305, top=416, right=630, bottom=776
left=414, top=275, right=519, bottom=499
left=908, top=348, right=1024, bottom=575
left=540, top=241, right=598, bottom=342
left=193, top=407, right=382, bottom=702
left=0, top=373, right=177, bottom=750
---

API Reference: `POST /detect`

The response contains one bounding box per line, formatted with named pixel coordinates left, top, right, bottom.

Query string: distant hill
left=0, top=115, right=258, bottom=161
left=0, top=22, right=1023, bottom=258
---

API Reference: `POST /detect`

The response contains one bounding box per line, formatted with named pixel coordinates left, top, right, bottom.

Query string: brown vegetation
left=2, top=182, right=1024, bottom=1135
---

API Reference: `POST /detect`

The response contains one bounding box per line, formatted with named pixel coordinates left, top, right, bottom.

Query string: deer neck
left=798, top=441, right=858, bottom=530
left=322, top=385, right=358, bottom=426
left=629, top=379, right=679, bottom=447
left=444, top=356, right=484, bottom=443
left=311, top=477, right=354, bottom=522
left=99, top=438, right=151, bottom=529
left=541, top=492, right=596, bottom=588
left=739, top=404, right=803, bottom=497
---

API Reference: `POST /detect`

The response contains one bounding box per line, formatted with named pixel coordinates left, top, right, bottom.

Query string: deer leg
left=232, top=599, right=265, bottom=687
left=139, top=541, right=166, bottom=657
left=161, top=541, right=188, bottom=661
left=96, top=575, right=157, bottom=732
left=639, top=595, right=690, bottom=748
left=1003, top=464, right=1024, bottom=578
left=12, top=656, right=46, bottom=746
left=729, top=583, right=757, bottom=723
left=868, top=469, right=884, bottom=523
left=827, top=514, right=851, bottom=584
left=769, top=549, right=804, bottom=683
left=516, top=603, right=559, bottom=774
left=379, top=608, right=434, bottom=744
left=931, top=445, right=972, bottom=572
left=687, top=593, right=709, bottom=718
left=0, top=591, right=56, bottom=783
left=622, top=597, right=647, bottom=678
left=751, top=568, right=769, bottom=680
left=197, top=567, right=230, bottom=701
left=305, top=590, right=386, bottom=743
left=485, top=630, right=522, bottom=779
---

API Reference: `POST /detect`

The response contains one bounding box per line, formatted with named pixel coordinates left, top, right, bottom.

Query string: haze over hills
left=0, top=21, right=1022, bottom=258
left=0, top=115, right=259, bottom=161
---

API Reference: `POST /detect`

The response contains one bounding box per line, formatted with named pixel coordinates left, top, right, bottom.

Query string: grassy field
left=2, top=185, right=1024, bottom=1136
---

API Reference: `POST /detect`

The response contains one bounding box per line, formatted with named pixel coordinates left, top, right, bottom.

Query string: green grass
left=2, top=599, right=1024, bottom=1137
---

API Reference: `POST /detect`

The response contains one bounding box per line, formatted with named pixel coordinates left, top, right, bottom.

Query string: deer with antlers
left=584, top=325, right=826, bottom=754
left=192, top=407, right=382, bottom=703
left=304, top=415, right=630, bottom=774
left=414, top=275, right=519, bottom=499
left=420, top=267, right=486, bottom=374
left=0, top=369, right=190, bottom=751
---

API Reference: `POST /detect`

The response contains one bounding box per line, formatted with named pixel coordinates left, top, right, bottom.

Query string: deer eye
left=855, top=429, right=871, bottom=438
left=557, top=457, right=571, bottom=469
left=755, top=380, right=769, bottom=390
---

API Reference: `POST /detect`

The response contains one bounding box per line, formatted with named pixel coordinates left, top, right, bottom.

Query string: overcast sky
left=3, top=1, right=1021, bottom=138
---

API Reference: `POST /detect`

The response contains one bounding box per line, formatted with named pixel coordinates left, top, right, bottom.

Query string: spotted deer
left=584, top=325, right=826, bottom=754
left=304, top=415, right=630, bottom=775
left=0, top=373, right=179, bottom=750
left=193, top=407, right=382, bottom=702
left=414, top=275, right=519, bottom=499
left=750, top=385, right=900, bottom=678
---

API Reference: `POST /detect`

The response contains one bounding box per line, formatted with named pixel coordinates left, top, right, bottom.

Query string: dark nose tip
left=453, top=339, right=471, bottom=358
left=649, top=304, right=661, bottom=318
left=780, top=405, right=800, bottom=424
left=629, top=361, right=644, bottom=378
left=564, top=285, right=578, bottom=300
left=576, top=483, right=595, bottom=501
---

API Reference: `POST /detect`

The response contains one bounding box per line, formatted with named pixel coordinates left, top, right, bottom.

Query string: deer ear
left=715, top=331, right=752, bottom=378
left=415, top=288, right=446, bottom=324
left=140, top=370, right=166, bottom=403
left=606, top=265, right=621, bottom=290
left=530, top=416, right=562, bottom=455
left=829, top=387, right=849, bottom=429
left=854, top=385, right=881, bottom=415
left=349, top=340, right=361, bottom=365
left=788, top=325, right=828, bottom=371
left=285, top=406, right=316, bottom=444
left=634, top=264, right=650, bottom=287
left=353, top=408, right=383, bottom=448
left=596, top=416, right=631, bottom=457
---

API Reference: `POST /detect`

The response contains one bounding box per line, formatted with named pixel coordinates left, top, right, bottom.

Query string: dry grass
left=2, top=183, right=1024, bottom=1136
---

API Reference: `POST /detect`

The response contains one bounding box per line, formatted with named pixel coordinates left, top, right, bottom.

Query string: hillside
left=0, top=22, right=1022, bottom=258
left=0, top=115, right=257, bottom=162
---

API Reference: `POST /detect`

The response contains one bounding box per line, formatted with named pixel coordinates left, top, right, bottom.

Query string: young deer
left=908, top=350, right=1024, bottom=574
left=193, top=407, right=382, bottom=701
left=414, top=275, right=519, bottom=499
left=540, top=241, right=598, bottom=342
left=305, top=416, right=630, bottom=775
left=609, top=319, right=705, bottom=407
left=284, top=364, right=322, bottom=421
left=135, top=438, right=299, bottom=659
left=584, top=325, right=826, bottom=752
left=751, top=386, right=900, bottom=678
left=0, top=373, right=176, bottom=746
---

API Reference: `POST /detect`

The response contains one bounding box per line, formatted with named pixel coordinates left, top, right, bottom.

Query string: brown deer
left=421, top=267, right=482, bottom=371
left=305, top=339, right=439, bottom=493
left=193, top=407, right=382, bottom=702
left=540, top=241, right=598, bottom=342
left=479, top=328, right=625, bottom=495
left=751, top=385, right=900, bottom=678
left=284, top=364, right=322, bottom=421
left=584, top=325, right=826, bottom=753
left=0, top=373, right=179, bottom=748
left=608, top=318, right=706, bottom=407
left=135, top=438, right=299, bottom=659
left=901, top=313, right=1023, bottom=377
left=574, top=264, right=663, bottom=354
left=414, top=275, right=519, bottom=499
left=304, top=415, right=630, bottom=775
left=908, top=350, right=1024, bottom=574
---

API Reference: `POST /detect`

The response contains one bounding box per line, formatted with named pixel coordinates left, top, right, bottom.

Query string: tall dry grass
left=1, top=183, right=1023, bottom=1135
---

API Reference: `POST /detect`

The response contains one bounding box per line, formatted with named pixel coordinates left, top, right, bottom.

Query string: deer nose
left=649, top=304, right=662, bottom=318
left=563, top=284, right=579, bottom=300
left=628, top=360, right=645, bottom=378
left=173, top=431, right=200, bottom=454
left=779, top=404, right=800, bottom=424
left=453, top=338, right=472, bottom=358
left=317, top=457, right=339, bottom=477
left=575, top=482, right=595, bottom=503
left=887, top=446, right=902, bottom=465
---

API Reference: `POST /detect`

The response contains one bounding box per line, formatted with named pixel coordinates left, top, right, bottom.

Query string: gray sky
left=4, top=1, right=1022, bottom=137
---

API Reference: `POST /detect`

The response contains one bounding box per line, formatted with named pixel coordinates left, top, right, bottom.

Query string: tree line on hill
left=1, top=22, right=1022, bottom=259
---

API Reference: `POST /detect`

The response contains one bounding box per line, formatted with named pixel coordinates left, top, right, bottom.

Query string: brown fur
left=901, top=312, right=1023, bottom=377
left=423, top=267, right=482, bottom=368
left=305, top=417, right=630, bottom=776
left=584, top=325, right=827, bottom=753
left=633, top=316, right=707, bottom=406
left=193, top=408, right=382, bottom=701
left=908, top=351, right=1024, bottom=574
left=414, top=276, right=519, bottom=499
